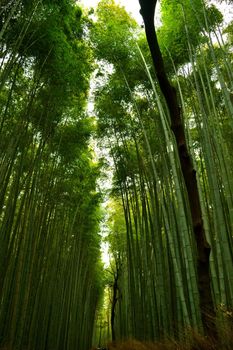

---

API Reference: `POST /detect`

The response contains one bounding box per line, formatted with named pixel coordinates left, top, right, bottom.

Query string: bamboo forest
left=1, top=0, right=233, bottom=349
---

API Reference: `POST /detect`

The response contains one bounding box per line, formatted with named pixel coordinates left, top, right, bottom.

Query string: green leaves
left=91, top=0, right=137, bottom=64
left=158, top=0, right=223, bottom=70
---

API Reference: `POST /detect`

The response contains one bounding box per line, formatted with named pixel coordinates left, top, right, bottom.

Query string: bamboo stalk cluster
left=0, top=1, right=103, bottom=349
left=93, top=0, right=233, bottom=345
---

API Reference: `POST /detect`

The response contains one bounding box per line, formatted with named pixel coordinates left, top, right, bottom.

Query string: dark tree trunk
left=138, top=0, right=216, bottom=336
left=111, top=271, right=119, bottom=342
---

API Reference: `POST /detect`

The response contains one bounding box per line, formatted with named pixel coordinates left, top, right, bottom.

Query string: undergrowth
left=104, top=323, right=233, bottom=350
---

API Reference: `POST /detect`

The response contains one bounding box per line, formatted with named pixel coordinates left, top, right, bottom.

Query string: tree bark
left=111, top=268, right=119, bottom=342
left=139, top=0, right=216, bottom=335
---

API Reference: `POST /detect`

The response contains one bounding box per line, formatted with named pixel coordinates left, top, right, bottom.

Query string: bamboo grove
left=0, top=1, right=103, bottom=349
left=92, top=0, right=233, bottom=346
left=1, top=0, right=233, bottom=349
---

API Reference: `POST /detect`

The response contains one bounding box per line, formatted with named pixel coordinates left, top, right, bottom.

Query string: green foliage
left=2, top=0, right=92, bottom=108
left=158, top=0, right=223, bottom=70
left=107, top=199, right=127, bottom=257
left=224, top=20, right=233, bottom=44
left=91, top=0, right=137, bottom=64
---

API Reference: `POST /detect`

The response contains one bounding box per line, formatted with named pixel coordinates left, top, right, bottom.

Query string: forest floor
left=101, top=330, right=233, bottom=350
